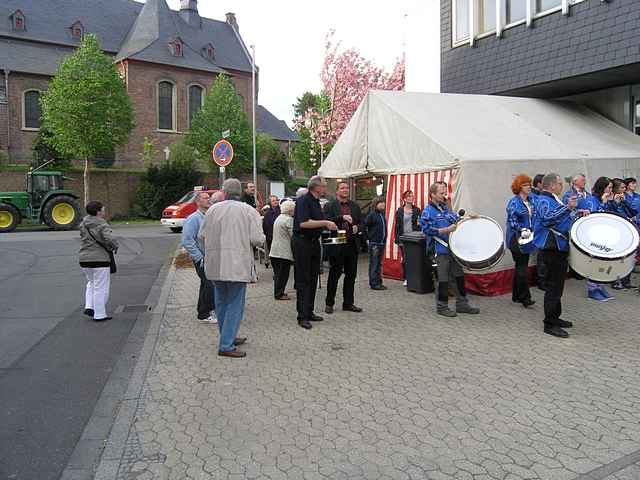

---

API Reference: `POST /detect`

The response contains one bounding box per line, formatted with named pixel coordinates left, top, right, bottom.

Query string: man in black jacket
left=323, top=182, right=363, bottom=314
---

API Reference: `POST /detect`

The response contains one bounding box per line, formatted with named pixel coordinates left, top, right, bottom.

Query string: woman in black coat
left=394, top=190, right=421, bottom=284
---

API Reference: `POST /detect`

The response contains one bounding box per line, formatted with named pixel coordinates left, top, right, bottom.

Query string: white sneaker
left=199, top=314, right=217, bottom=324
left=403, top=280, right=408, bottom=286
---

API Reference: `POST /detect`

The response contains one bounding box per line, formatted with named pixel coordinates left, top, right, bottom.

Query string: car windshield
left=176, top=191, right=196, bottom=204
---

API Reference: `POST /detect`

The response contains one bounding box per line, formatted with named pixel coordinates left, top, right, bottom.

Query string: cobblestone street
left=111, top=258, right=640, bottom=480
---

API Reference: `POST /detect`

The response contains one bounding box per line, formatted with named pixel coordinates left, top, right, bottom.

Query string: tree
left=256, top=133, right=288, bottom=181
left=41, top=34, right=134, bottom=205
left=292, top=31, right=406, bottom=158
left=186, top=74, right=252, bottom=176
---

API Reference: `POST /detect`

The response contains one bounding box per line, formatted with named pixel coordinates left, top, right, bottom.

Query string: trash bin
left=399, top=231, right=435, bottom=294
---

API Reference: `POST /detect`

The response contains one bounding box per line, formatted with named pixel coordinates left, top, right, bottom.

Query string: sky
left=165, top=0, right=441, bottom=126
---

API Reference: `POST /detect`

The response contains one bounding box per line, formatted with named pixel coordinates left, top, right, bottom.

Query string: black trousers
left=293, top=236, right=321, bottom=321
left=271, top=257, right=292, bottom=298
left=509, top=238, right=531, bottom=304
left=325, top=242, right=358, bottom=307
left=193, top=260, right=215, bottom=320
left=542, top=249, right=568, bottom=326
left=536, top=251, right=546, bottom=287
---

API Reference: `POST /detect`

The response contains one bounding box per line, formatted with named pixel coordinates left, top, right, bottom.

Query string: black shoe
left=555, top=319, right=573, bottom=328
left=611, top=282, right=624, bottom=290
left=437, top=308, right=457, bottom=317
left=371, top=285, right=387, bottom=291
left=94, top=316, right=112, bottom=322
left=343, top=304, right=363, bottom=312
left=537, top=284, right=546, bottom=291
left=218, top=350, right=246, bottom=358
left=298, top=320, right=312, bottom=329
left=310, top=314, right=324, bottom=322
left=84, top=308, right=94, bottom=317
left=521, top=299, right=535, bottom=308
left=325, top=305, right=334, bottom=314
left=544, top=325, right=568, bottom=338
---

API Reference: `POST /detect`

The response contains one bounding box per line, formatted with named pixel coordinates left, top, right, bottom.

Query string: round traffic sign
left=212, top=139, right=234, bottom=167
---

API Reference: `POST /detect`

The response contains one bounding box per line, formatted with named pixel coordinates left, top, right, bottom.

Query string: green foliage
left=139, top=137, right=158, bottom=167
left=40, top=34, right=134, bottom=161
left=290, top=127, right=333, bottom=175
left=32, top=128, right=72, bottom=169
left=186, top=74, right=252, bottom=176
left=134, top=151, right=202, bottom=219
left=256, top=133, right=287, bottom=181
left=93, top=147, right=116, bottom=169
left=293, top=91, right=318, bottom=118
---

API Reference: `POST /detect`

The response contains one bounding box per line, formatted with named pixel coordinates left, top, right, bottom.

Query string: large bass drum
left=569, top=212, right=639, bottom=283
left=449, top=216, right=505, bottom=270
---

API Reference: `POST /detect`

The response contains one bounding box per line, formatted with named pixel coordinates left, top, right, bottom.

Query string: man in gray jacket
left=199, top=179, right=265, bottom=358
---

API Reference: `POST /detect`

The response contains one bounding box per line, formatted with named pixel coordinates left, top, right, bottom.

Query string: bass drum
left=449, top=216, right=505, bottom=270
left=569, top=212, right=639, bottom=283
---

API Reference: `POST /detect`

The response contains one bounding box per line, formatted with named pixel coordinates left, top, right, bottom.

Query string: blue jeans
left=213, top=281, right=247, bottom=352
left=368, top=244, right=383, bottom=287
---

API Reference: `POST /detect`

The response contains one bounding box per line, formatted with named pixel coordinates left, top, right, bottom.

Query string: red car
left=161, top=188, right=218, bottom=233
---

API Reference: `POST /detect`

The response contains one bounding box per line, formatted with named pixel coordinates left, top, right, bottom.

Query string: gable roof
left=256, top=105, right=299, bottom=142
left=0, top=0, right=253, bottom=75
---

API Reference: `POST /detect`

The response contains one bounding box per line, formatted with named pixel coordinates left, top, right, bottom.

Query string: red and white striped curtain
left=383, top=169, right=458, bottom=280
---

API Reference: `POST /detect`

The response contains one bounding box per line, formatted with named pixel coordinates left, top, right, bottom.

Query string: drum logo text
left=590, top=242, right=613, bottom=253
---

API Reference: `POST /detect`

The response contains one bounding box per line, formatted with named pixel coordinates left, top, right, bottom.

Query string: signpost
left=212, top=139, right=234, bottom=186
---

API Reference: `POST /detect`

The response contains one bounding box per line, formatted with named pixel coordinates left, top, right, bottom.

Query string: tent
left=318, top=91, right=640, bottom=295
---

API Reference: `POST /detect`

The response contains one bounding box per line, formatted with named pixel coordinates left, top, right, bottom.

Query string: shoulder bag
left=87, top=227, right=117, bottom=274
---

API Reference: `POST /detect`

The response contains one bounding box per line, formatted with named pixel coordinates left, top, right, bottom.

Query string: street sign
left=212, top=139, right=234, bottom=167
left=222, top=129, right=231, bottom=139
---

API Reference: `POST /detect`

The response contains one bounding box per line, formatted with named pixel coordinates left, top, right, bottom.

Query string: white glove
left=520, top=229, right=531, bottom=239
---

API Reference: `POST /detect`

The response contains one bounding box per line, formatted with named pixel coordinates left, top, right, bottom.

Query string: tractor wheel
left=170, top=227, right=183, bottom=233
left=0, top=203, right=20, bottom=233
left=43, top=196, right=82, bottom=231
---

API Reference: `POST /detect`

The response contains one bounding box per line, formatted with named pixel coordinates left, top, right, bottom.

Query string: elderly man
left=292, top=176, right=337, bottom=329
left=295, top=187, right=308, bottom=201
left=562, top=174, right=592, bottom=210
left=241, top=182, right=257, bottom=208
left=199, top=179, right=265, bottom=357
left=181, top=191, right=217, bottom=324
left=534, top=173, right=589, bottom=338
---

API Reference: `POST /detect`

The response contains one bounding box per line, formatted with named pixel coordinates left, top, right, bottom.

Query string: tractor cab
left=27, top=171, right=65, bottom=211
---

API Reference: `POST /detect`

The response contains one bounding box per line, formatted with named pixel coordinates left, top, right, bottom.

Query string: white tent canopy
left=319, top=91, right=640, bottom=179
left=319, top=91, right=640, bottom=285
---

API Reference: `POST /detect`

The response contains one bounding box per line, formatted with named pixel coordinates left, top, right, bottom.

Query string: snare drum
left=449, top=216, right=505, bottom=270
left=569, top=212, right=639, bottom=283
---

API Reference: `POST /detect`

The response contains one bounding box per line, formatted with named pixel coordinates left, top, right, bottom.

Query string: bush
left=134, top=143, right=202, bottom=219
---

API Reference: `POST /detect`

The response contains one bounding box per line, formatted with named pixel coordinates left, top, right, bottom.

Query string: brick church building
left=0, top=0, right=296, bottom=167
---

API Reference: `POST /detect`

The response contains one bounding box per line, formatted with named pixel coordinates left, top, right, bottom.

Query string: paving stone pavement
left=112, top=258, right=640, bottom=480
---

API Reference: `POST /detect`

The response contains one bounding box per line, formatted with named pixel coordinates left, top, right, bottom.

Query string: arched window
left=11, top=10, right=26, bottom=31
left=157, top=81, right=175, bottom=131
left=23, top=90, right=41, bottom=130
left=188, top=85, right=204, bottom=127
left=70, top=21, right=84, bottom=40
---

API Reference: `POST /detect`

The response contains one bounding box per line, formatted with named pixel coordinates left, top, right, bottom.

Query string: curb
left=60, top=248, right=178, bottom=480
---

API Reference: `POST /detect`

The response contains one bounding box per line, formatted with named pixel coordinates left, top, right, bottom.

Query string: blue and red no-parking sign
left=212, top=139, right=234, bottom=167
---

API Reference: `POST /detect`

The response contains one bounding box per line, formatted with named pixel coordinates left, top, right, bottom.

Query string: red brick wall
left=4, top=62, right=255, bottom=168
left=6, top=72, right=50, bottom=164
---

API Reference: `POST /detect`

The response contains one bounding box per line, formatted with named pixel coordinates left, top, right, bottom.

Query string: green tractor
left=0, top=169, right=82, bottom=233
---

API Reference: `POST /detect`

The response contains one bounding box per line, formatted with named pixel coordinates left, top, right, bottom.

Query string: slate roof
left=256, top=105, right=300, bottom=142
left=0, top=0, right=253, bottom=75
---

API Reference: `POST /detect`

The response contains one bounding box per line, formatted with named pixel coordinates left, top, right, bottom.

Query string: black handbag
left=87, top=227, right=117, bottom=274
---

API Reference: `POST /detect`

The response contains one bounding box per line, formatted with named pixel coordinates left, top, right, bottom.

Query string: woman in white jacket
left=269, top=200, right=295, bottom=300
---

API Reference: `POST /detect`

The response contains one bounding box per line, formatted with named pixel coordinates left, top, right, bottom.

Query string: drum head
left=449, top=216, right=504, bottom=263
left=571, top=213, right=639, bottom=259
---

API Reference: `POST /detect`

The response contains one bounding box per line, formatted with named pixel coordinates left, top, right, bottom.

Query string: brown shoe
left=218, top=350, right=246, bottom=358
left=275, top=294, right=290, bottom=300
left=233, top=337, right=247, bottom=346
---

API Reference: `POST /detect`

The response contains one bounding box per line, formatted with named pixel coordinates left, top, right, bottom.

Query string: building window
left=70, top=21, right=84, bottom=40
left=536, top=0, right=561, bottom=13
left=188, top=85, right=204, bottom=127
left=169, top=39, right=183, bottom=57
left=203, top=43, right=215, bottom=61
left=23, top=90, right=41, bottom=130
left=453, top=0, right=471, bottom=43
left=0, top=83, right=6, bottom=104
left=158, top=81, right=175, bottom=131
left=634, top=101, right=640, bottom=136
left=506, top=0, right=526, bottom=24
left=11, top=10, right=26, bottom=31
left=478, top=0, right=496, bottom=34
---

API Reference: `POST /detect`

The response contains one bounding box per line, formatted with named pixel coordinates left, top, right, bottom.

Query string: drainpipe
left=4, top=69, right=9, bottom=160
